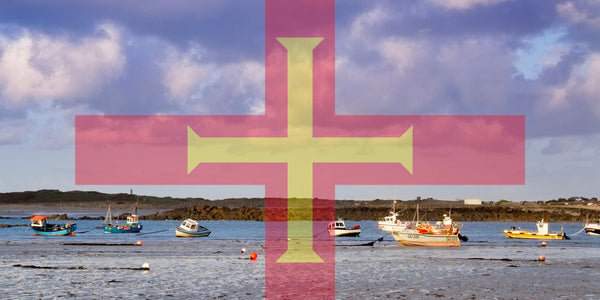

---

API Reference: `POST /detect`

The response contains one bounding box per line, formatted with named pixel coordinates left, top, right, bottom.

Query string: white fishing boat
left=584, top=219, right=600, bottom=236
left=175, top=219, right=211, bottom=237
left=377, top=201, right=409, bottom=233
left=328, top=220, right=361, bottom=237
left=392, top=228, right=461, bottom=247
left=391, top=206, right=463, bottom=247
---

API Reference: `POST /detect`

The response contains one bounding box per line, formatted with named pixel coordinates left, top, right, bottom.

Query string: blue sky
left=0, top=0, right=599, bottom=201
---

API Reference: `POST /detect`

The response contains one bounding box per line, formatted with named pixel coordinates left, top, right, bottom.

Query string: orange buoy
left=135, top=241, right=143, bottom=246
left=250, top=252, right=258, bottom=260
left=259, top=248, right=263, bottom=252
left=538, top=255, right=545, bottom=261
left=541, top=242, right=547, bottom=247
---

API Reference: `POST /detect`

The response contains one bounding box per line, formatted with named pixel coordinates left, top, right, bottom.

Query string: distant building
left=464, top=198, right=482, bottom=205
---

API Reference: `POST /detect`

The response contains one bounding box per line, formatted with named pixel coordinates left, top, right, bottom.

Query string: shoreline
left=1, top=189, right=599, bottom=221
left=1, top=202, right=598, bottom=222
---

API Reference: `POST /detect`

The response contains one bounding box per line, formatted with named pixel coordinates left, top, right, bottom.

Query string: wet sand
left=1, top=239, right=600, bottom=299
left=0, top=239, right=266, bottom=299
left=335, top=244, right=600, bottom=299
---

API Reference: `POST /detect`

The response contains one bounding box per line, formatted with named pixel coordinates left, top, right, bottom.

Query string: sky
left=0, top=0, right=599, bottom=202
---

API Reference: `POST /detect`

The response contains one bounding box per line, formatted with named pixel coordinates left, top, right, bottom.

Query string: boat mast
left=416, top=204, right=420, bottom=223
left=104, top=205, right=112, bottom=225
left=131, top=189, right=138, bottom=216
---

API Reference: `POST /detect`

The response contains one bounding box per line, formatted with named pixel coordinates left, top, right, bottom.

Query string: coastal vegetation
left=1, top=190, right=599, bottom=222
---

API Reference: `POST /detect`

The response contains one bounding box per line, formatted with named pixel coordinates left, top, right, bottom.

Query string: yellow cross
left=187, top=37, right=412, bottom=263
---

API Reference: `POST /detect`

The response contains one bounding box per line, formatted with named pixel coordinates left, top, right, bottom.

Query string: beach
left=1, top=220, right=599, bottom=299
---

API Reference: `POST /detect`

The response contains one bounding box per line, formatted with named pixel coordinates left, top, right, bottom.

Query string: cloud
left=0, top=100, right=97, bottom=148
left=557, top=1, right=600, bottom=28
left=161, top=45, right=216, bottom=102
left=27, top=101, right=98, bottom=149
left=545, top=53, right=600, bottom=112
left=159, top=45, right=264, bottom=115
left=0, top=119, right=27, bottom=145
left=426, top=0, right=512, bottom=11
left=513, top=27, right=571, bottom=80
left=336, top=34, right=514, bottom=116
left=0, top=23, right=125, bottom=103
left=378, top=38, right=423, bottom=74
left=349, top=7, right=388, bottom=40
left=541, top=135, right=579, bottom=155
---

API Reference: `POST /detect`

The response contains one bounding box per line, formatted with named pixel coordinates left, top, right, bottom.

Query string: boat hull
left=329, top=229, right=361, bottom=237
left=503, top=230, right=565, bottom=240
left=391, top=230, right=460, bottom=247
left=585, top=224, right=600, bottom=236
left=32, top=224, right=77, bottom=236
left=104, top=224, right=142, bottom=233
left=175, top=227, right=211, bottom=238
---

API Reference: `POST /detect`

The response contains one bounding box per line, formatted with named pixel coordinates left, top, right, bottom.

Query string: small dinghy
left=175, top=219, right=211, bottom=238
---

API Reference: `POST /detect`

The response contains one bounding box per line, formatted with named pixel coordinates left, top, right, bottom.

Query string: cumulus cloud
left=0, top=23, right=125, bottom=103
left=160, top=45, right=264, bottom=114
left=426, top=0, right=512, bottom=11
left=161, top=46, right=215, bottom=102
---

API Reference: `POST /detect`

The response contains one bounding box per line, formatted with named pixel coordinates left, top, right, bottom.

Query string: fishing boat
left=175, top=219, right=211, bottom=237
left=30, top=215, right=76, bottom=236
left=328, top=220, right=361, bottom=237
left=103, top=203, right=143, bottom=234
left=391, top=206, right=462, bottom=247
left=377, top=201, right=408, bottom=233
left=503, top=220, right=568, bottom=240
left=584, top=219, right=600, bottom=236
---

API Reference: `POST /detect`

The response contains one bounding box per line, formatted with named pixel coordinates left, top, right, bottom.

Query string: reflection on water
left=0, top=220, right=599, bottom=298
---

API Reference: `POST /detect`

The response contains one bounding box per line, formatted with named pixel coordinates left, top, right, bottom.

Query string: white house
left=464, top=198, right=482, bottom=205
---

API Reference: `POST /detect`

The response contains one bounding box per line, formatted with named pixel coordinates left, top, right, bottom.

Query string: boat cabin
left=329, top=220, right=346, bottom=230
left=127, top=215, right=139, bottom=224
left=383, top=214, right=397, bottom=223
left=536, top=220, right=549, bottom=235
left=30, top=215, right=48, bottom=227
left=180, top=219, right=199, bottom=231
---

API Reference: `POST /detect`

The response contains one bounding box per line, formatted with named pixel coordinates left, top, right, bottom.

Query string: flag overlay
left=76, top=0, right=524, bottom=298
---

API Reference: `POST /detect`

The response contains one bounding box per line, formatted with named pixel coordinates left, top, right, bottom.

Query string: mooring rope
left=137, top=228, right=174, bottom=236
left=570, top=226, right=586, bottom=236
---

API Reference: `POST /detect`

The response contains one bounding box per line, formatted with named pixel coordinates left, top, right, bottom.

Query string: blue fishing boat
left=30, top=215, right=76, bottom=236
left=103, top=204, right=143, bottom=234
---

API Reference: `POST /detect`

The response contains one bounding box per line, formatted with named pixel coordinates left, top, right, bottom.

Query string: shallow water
left=1, top=219, right=599, bottom=299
